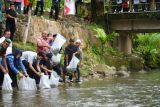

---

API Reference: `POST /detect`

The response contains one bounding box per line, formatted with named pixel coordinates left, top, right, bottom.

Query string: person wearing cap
left=0, top=37, right=11, bottom=86
left=36, top=31, right=52, bottom=53
left=6, top=49, right=28, bottom=87
left=21, top=51, right=44, bottom=84
left=63, top=38, right=78, bottom=82
left=39, top=53, right=53, bottom=75
left=74, top=39, right=83, bottom=82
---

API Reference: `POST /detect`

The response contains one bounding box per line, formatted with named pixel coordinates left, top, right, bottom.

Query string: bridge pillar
left=118, top=33, right=132, bottom=55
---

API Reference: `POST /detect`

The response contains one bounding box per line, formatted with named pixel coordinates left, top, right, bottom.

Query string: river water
left=0, top=71, right=160, bottom=107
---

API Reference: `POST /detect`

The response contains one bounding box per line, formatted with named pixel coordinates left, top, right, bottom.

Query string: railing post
left=151, top=0, right=155, bottom=11
left=129, top=0, right=133, bottom=12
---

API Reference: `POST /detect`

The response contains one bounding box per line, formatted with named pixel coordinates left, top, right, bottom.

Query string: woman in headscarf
left=6, top=48, right=28, bottom=87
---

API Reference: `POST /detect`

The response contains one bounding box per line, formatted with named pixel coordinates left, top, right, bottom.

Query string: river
left=0, top=70, right=160, bottom=107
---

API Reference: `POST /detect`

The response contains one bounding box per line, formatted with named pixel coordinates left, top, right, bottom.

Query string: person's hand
left=73, top=53, right=76, bottom=56
left=24, top=72, right=29, bottom=77
left=3, top=70, right=7, bottom=74
left=48, top=70, right=52, bottom=73
left=18, top=72, right=24, bottom=78
left=37, top=72, right=43, bottom=77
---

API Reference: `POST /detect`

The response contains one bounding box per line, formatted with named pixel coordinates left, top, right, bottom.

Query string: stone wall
left=25, top=16, right=100, bottom=49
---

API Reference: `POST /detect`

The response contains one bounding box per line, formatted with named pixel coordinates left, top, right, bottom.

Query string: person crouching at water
left=39, top=53, right=53, bottom=75
left=21, top=51, right=44, bottom=84
left=0, top=37, right=11, bottom=86
left=6, top=49, right=28, bottom=87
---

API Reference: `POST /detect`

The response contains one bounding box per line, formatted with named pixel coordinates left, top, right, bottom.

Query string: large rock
left=116, top=65, right=130, bottom=77
left=92, top=64, right=117, bottom=78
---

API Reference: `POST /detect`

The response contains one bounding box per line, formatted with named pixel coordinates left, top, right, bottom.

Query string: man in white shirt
left=21, top=51, right=44, bottom=84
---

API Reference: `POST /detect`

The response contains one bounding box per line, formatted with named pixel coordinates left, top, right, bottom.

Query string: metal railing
left=104, top=0, right=160, bottom=14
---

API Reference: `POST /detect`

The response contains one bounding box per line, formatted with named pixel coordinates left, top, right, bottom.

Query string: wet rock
left=116, top=70, right=130, bottom=77
left=116, top=65, right=130, bottom=77
left=92, top=64, right=117, bottom=78
left=129, top=55, right=144, bottom=71
left=138, top=69, right=147, bottom=74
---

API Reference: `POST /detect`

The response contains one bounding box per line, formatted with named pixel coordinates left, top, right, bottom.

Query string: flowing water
left=1, top=71, right=160, bottom=107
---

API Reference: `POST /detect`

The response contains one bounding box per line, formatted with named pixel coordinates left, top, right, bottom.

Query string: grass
left=13, top=42, right=36, bottom=52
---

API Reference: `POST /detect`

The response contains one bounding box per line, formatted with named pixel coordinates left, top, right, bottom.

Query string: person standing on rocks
left=34, top=0, right=44, bottom=16
left=49, top=0, right=60, bottom=20
left=6, top=3, right=17, bottom=41
left=14, top=0, right=22, bottom=14
left=63, top=38, right=78, bottom=82
left=74, top=39, right=83, bottom=82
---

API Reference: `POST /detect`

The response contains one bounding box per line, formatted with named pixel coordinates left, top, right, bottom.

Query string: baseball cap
left=76, top=39, right=81, bottom=43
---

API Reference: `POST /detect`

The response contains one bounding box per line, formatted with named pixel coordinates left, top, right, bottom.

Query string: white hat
left=76, top=39, right=81, bottom=43
left=0, top=37, right=5, bottom=44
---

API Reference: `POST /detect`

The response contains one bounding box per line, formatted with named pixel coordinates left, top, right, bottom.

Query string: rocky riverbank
left=12, top=15, right=144, bottom=78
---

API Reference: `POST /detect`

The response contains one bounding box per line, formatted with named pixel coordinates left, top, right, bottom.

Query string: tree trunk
left=23, top=9, right=31, bottom=44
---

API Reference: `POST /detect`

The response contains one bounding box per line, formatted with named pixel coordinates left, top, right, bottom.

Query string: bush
left=133, top=33, right=160, bottom=68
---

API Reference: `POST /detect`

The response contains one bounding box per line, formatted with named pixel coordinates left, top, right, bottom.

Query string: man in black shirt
left=6, top=3, right=17, bottom=41
left=49, top=0, right=60, bottom=20
left=63, top=38, right=78, bottom=82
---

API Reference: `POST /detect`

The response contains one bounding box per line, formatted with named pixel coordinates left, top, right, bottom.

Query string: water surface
left=1, top=71, right=160, bottom=107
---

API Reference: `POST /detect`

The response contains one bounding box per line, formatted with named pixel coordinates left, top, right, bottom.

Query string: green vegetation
left=133, top=33, right=160, bottom=68
left=87, top=23, right=119, bottom=57
left=13, top=42, right=36, bottom=51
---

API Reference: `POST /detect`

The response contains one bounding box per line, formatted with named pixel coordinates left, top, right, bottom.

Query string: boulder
left=92, top=64, right=117, bottom=78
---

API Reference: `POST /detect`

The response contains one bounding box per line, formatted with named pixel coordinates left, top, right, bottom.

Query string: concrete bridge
left=105, top=11, right=160, bottom=54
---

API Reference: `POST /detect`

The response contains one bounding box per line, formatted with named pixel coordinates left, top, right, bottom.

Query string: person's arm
left=19, top=59, right=28, bottom=76
left=29, top=63, right=41, bottom=76
left=2, top=55, right=9, bottom=73
left=0, top=64, right=7, bottom=73
left=40, top=65, right=52, bottom=73
left=64, top=47, right=69, bottom=65
left=7, top=56, right=24, bottom=77
left=6, top=13, right=16, bottom=19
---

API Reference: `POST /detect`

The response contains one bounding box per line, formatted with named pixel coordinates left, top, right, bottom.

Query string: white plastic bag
left=39, top=74, right=51, bottom=89
left=18, top=77, right=37, bottom=91
left=26, top=77, right=37, bottom=90
left=2, top=73, right=13, bottom=92
left=51, top=34, right=66, bottom=54
left=18, top=77, right=27, bottom=90
left=50, top=71, right=60, bottom=86
left=51, top=54, right=62, bottom=65
left=67, top=55, right=80, bottom=72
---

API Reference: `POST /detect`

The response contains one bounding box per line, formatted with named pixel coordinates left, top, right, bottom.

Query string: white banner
left=64, top=0, right=76, bottom=15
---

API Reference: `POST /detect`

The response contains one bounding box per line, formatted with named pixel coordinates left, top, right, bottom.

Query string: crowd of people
left=111, top=0, right=160, bottom=13
left=0, top=30, right=83, bottom=88
left=0, top=1, right=83, bottom=89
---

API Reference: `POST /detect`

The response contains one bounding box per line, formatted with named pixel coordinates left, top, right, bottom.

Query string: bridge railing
left=104, top=0, right=160, bottom=14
